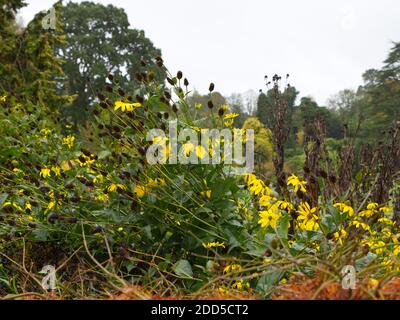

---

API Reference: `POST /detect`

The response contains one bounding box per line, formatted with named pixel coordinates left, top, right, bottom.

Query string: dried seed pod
left=209, top=83, right=215, bottom=92
left=164, top=91, right=171, bottom=100
left=155, top=56, right=164, bottom=67
left=317, top=169, right=327, bottom=179
left=167, top=77, right=175, bottom=86
left=328, top=175, right=337, bottom=184
left=81, top=149, right=91, bottom=157
left=184, top=78, right=189, bottom=86
left=136, top=95, right=144, bottom=103
left=48, top=213, right=59, bottom=224
left=177, top=71, right=183, bottom=79
left=70, top=195, right=81, bottom=203
left=135, top=73, right=143, bottom=82
left=65, top=217, right=78, bottom=224
left=207, top=100, right=214, bottom=109
left=118, top=88, right=125, bottom=97
left=97, top=92, right=105, bottom=101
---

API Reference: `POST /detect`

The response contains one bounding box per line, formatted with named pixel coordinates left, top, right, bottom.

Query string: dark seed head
left=207, top=101, right=214, bottom=109
left=65, top=217, right=78, bottom=224
left=209, top=83, right=215, bottom=92
left=48, top=213, right=59, bottom=224
left=118, top=88, right=125, bottom=97
left=164, top=91, right=171, bottom=100
left=167, top=77, right=175, bottom=86
left=136, top=95, right=144, bottom=103
left=177, top=71, right=183, bottom=79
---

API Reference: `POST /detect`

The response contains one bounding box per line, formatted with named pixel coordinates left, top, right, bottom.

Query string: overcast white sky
left=19, top=0, right=400, bottom=105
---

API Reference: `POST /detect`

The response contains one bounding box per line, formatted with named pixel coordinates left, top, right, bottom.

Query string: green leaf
left=172, top=259, right=193, bottom=278
left=276, top=214, right=289, bottom=240
left=98, top=150, right=111, bottom=160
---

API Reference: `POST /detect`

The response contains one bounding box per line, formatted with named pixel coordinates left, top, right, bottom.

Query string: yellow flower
left=152, top=136, right=171, bottom=160
left=203, top=241, right=225, bottom=249
left=0, top=95, right=7, bottom=102
left=276, top=200, right=295, bottom=212
left=114, top=100, right=141, bottom=112
left=51, top=166, right=61, bottom=176
left=365, top=240, right=386, bottom=255
left=223, top=264, right=241, bottom=273
left=40, top=168, right=51, bottom=178
left=200, top=190, right=211, bottom=199
left=248, top=178, right=265, bottom=196
left=297, top=202, right=319, bottom=231
left=367, top=202, right=379, bottom=210
left=108, top=183, right=126, bottom=192
left=77, top=154, right=95, bottom=166
left=258, top=210, right=282, bottom=229
left=381, top=228, right=392, bottom=238
left=379, top=206, right=392, bottom=213
left=117, top=227, right=124, bottom=232
left=3, top=202, right=23, bottom=211
left=287, top=174, right=307, bottom=193
left=224, top=112, right=239, bottom=119
left=297, top=202, right=317, bottom=218
left=195, top=103, right=202, bottom=110
left=147, top=178, right=166, bottom=188
left=223, top=113, right=239, bottom=126
left=182, top=142, right=195, bottom=156
left=134, top=184, right=146, bottom=198
left=244, top=173, right=257, bottom=184
left=218, top=287, right=228, bottom=294
left=61, top=160, right=75, bottom=171
left=263, top=258, right=272, bottom=264
left=394, top=245, right=400, bottom=257
left=359, top=209, right=376, bottom=218
left=40, top=128, right=52, bottom=136
left=25, top=202, right=32, bottom=212
left=333, top=228, right=347, bottom=244
left=378, top=217, right=394, bottom=225
left=95, top=194, right=109, bottom=202
left=333, top=202, right=354, bottom=216
left=47, top=200, right=56, bottom=210
left=232, top=280, right=249, bottom=291
left=350, top=219, right=370, bottom=231
left=62, top=135, right=75, bottom=149
left=195, top=145, right=208, bottom=159
left=259, top=194, right=274, bottom=207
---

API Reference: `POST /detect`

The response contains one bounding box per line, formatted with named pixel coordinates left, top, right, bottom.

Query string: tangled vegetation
left=0, top=1, right=399, bottom=300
